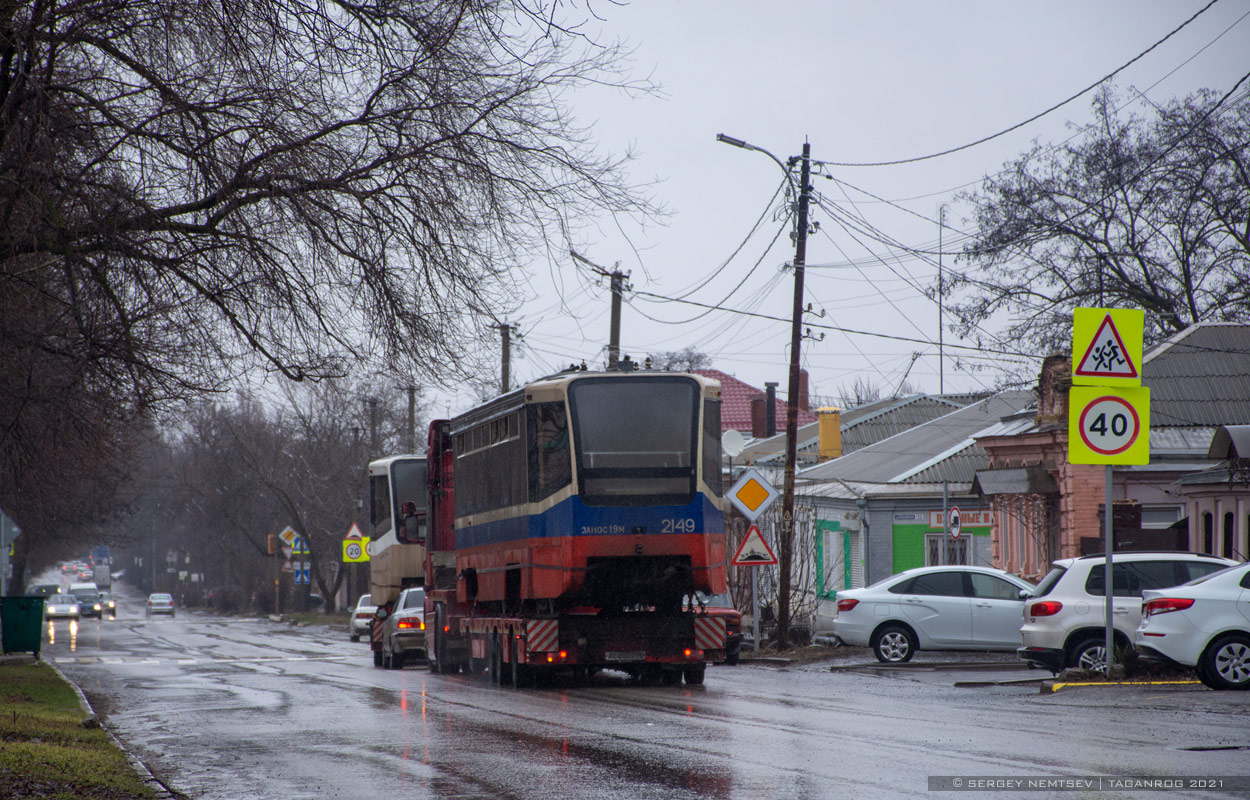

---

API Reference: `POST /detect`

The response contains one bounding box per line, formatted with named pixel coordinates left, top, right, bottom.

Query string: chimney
left=751, top=397, right=766, bottom=439
left=798, top=369, right=810, bottom=412
left=1036, top=355, right=1072, bottom=426
left=818, top=407, right=843, bottom=461
left=765, top=382, right=778, bottom=437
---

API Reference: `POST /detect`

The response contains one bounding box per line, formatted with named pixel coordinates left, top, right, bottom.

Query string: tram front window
left=569, top=378, right=699, bottom=505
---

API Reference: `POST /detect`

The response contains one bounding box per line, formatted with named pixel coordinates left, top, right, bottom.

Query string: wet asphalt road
left=42, top=582, right=1250, bottom=800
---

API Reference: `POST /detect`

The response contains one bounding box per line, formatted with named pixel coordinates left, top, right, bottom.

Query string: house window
left=1203, top=512, right=1214, bottom=554
left=1224, top=512, right=1235, bottom=560
left=925, top=534, right=967, bottom=566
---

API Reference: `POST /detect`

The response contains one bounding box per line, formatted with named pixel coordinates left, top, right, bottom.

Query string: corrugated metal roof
left=740, top=393, right=964, bottom=464
left=1143, top=323, right=1250, bottom=427
left=798, top=390, right=1035, bottom=484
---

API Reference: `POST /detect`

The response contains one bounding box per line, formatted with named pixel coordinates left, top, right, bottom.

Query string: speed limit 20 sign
left=1068, top=385, right=1150, bottom=465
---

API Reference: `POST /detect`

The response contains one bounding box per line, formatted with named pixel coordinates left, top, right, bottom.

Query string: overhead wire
left=814, top=0, right=1224, bottom=168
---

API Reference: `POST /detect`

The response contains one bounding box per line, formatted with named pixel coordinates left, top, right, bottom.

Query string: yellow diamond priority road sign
left=727, top=468, right=780, bottom=522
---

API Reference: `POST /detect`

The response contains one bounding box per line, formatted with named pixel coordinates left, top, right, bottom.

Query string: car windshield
left=695, top=592, right=733, bottom=608
left=50, top=595, right=74, bottom=603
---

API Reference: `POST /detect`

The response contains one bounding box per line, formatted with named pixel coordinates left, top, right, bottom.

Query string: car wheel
left=350, top=633, right=360, bottom=643
left=1070, top=636, right=1107, bottom=673
left=872, top=624, right=915, bottom=663
left=1198, top=634, right=1250, bottom=690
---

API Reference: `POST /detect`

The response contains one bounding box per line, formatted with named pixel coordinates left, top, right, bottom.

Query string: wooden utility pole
left=777, top=141, right=812, bottom=647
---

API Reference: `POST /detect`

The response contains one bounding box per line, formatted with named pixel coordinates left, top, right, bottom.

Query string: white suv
left=1018, top=552, right=1235, bottom=673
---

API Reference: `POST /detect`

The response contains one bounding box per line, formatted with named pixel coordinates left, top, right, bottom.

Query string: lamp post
left=717, top=134, right=812, bottom=646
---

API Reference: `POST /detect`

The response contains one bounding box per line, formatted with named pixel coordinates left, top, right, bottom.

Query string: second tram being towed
left=424, top=365, right=730, bottom=685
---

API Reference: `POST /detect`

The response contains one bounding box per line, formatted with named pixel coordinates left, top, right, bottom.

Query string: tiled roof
left=1143, top=323, right=1250, bottom=427
left=693, top=368, right=817, bottom=434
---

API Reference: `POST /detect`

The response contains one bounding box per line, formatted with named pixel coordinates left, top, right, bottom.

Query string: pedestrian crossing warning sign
left=1073, top=308, right=1143, bottom=387
left=732, top=525, right=778, bottom=566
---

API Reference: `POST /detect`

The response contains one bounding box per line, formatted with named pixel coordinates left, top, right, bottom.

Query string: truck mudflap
left=694, top=616, right=727, bottom=651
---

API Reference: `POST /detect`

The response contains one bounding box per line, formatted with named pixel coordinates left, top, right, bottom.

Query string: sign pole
left=1104, top=464, right=1114, bottom=672
left=752, top=568, right=759, bottom=654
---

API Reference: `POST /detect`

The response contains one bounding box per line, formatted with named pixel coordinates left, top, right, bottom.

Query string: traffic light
left=267, top=534, right=277, bottom=555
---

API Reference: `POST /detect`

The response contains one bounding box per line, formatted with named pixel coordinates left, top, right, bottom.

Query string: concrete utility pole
left=497, top=322, right=519, bottom=392
left=405, top=385, right=417, bottom=453
left=716, top=134, right=813, bottom=647
left=570, top=250, right=629, bottom=369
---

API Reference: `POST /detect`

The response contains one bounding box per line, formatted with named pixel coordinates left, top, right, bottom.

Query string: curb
left=1041, top=679, right=1201, bottom=693
left=46, top=656, right=187, bottom=799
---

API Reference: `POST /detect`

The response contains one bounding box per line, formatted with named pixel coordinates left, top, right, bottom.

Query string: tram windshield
left=568, top=377, right=699, bottom=505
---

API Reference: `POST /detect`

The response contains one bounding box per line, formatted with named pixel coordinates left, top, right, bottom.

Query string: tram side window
left=528, top=402, right=571, bottom=502
left=370, top=474, right=391, bottom=538
left=702, top=398, right=722, bottom=496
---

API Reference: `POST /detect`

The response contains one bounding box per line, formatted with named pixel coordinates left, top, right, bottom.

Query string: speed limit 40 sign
left=1068, top=385, right=1150, bottom=465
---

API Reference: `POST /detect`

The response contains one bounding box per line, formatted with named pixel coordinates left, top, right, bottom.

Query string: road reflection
left=46, top=619, right=78, bottom=651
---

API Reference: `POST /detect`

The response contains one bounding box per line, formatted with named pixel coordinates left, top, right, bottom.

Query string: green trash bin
left=1, top=596, right=45, bottom=656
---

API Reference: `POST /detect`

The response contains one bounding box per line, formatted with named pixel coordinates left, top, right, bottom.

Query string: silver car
left=832, top=565, right=1036, bottom=663
left=45, top=594, right=80, bottom=620
left=381, top=587, right=426, bottom=669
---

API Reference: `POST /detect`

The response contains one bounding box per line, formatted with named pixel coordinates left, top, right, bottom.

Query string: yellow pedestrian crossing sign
left=727, top=468, right=779, bottom=521
left=1073, top=308, right=1143, bottom=387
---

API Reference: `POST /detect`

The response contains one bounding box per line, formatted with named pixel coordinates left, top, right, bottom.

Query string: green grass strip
left=0, top=662, right=156, bottom=799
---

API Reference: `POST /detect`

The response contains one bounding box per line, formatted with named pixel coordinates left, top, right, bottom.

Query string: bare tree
left=0, top=0, right=655, bottom=564
left=646, top=347, right=711, bottom=371
left=948, top=87, right=1250, bottom=354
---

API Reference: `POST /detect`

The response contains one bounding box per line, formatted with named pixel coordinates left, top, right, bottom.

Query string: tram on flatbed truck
left=366, top=455, right=429, bottom=668
left=423, top=367, right=730, bottom=686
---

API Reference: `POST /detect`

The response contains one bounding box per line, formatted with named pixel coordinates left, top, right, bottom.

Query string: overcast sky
left=434, top=0, right=1249, bottom=415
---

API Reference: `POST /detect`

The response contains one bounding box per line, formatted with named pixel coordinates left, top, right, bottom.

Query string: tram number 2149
left=661, top=518, right=697, bottom=533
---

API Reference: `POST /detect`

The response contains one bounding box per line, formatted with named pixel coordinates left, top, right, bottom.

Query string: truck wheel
left=683, top=664, right=706, bottom=685
left=725, top=641, right=741, bottom=666
left=662, top=669, right=682, bottom=686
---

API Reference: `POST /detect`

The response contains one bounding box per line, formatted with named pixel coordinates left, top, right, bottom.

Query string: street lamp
left=717, top=133, right=812, bottom=647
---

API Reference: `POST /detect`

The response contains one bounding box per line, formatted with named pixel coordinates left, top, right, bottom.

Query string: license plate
left=604, top=651, right=646, bottom=662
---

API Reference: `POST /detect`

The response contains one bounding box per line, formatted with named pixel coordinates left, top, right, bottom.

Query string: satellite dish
left=722, top=429, right=745, bottom=458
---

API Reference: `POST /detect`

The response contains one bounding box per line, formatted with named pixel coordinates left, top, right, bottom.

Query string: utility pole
left=496, top=322, right=519, bottom=392
left=778, top=141, right=812, bottom=647
left=570, top=250, right=629, bottom=369
left=405, top=385, right=416, bottom=453
left=938, top=204, right=946, bottom=395
left=716, top=134, right=815, bottom=648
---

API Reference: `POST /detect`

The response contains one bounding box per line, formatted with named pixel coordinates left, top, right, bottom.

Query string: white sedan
left=1134, top=562, right=1250, bottom=690
left=832, top=565, right=1036, bottom=663
left=349, top=593, right=376, bottom=642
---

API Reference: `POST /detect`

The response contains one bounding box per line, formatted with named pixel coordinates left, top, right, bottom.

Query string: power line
left=629, top=289, right=1040, bottom=359
left=815, top=0, right=1223, bottom=168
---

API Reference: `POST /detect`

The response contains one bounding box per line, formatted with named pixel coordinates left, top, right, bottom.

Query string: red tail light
left=1029, top=600, right=1063, bottom=617
left=836, top=598, right=859, bottom=612
left=397, top=618, right=424, bottom=630
left=1144, top=597, right=1195, bottom=616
